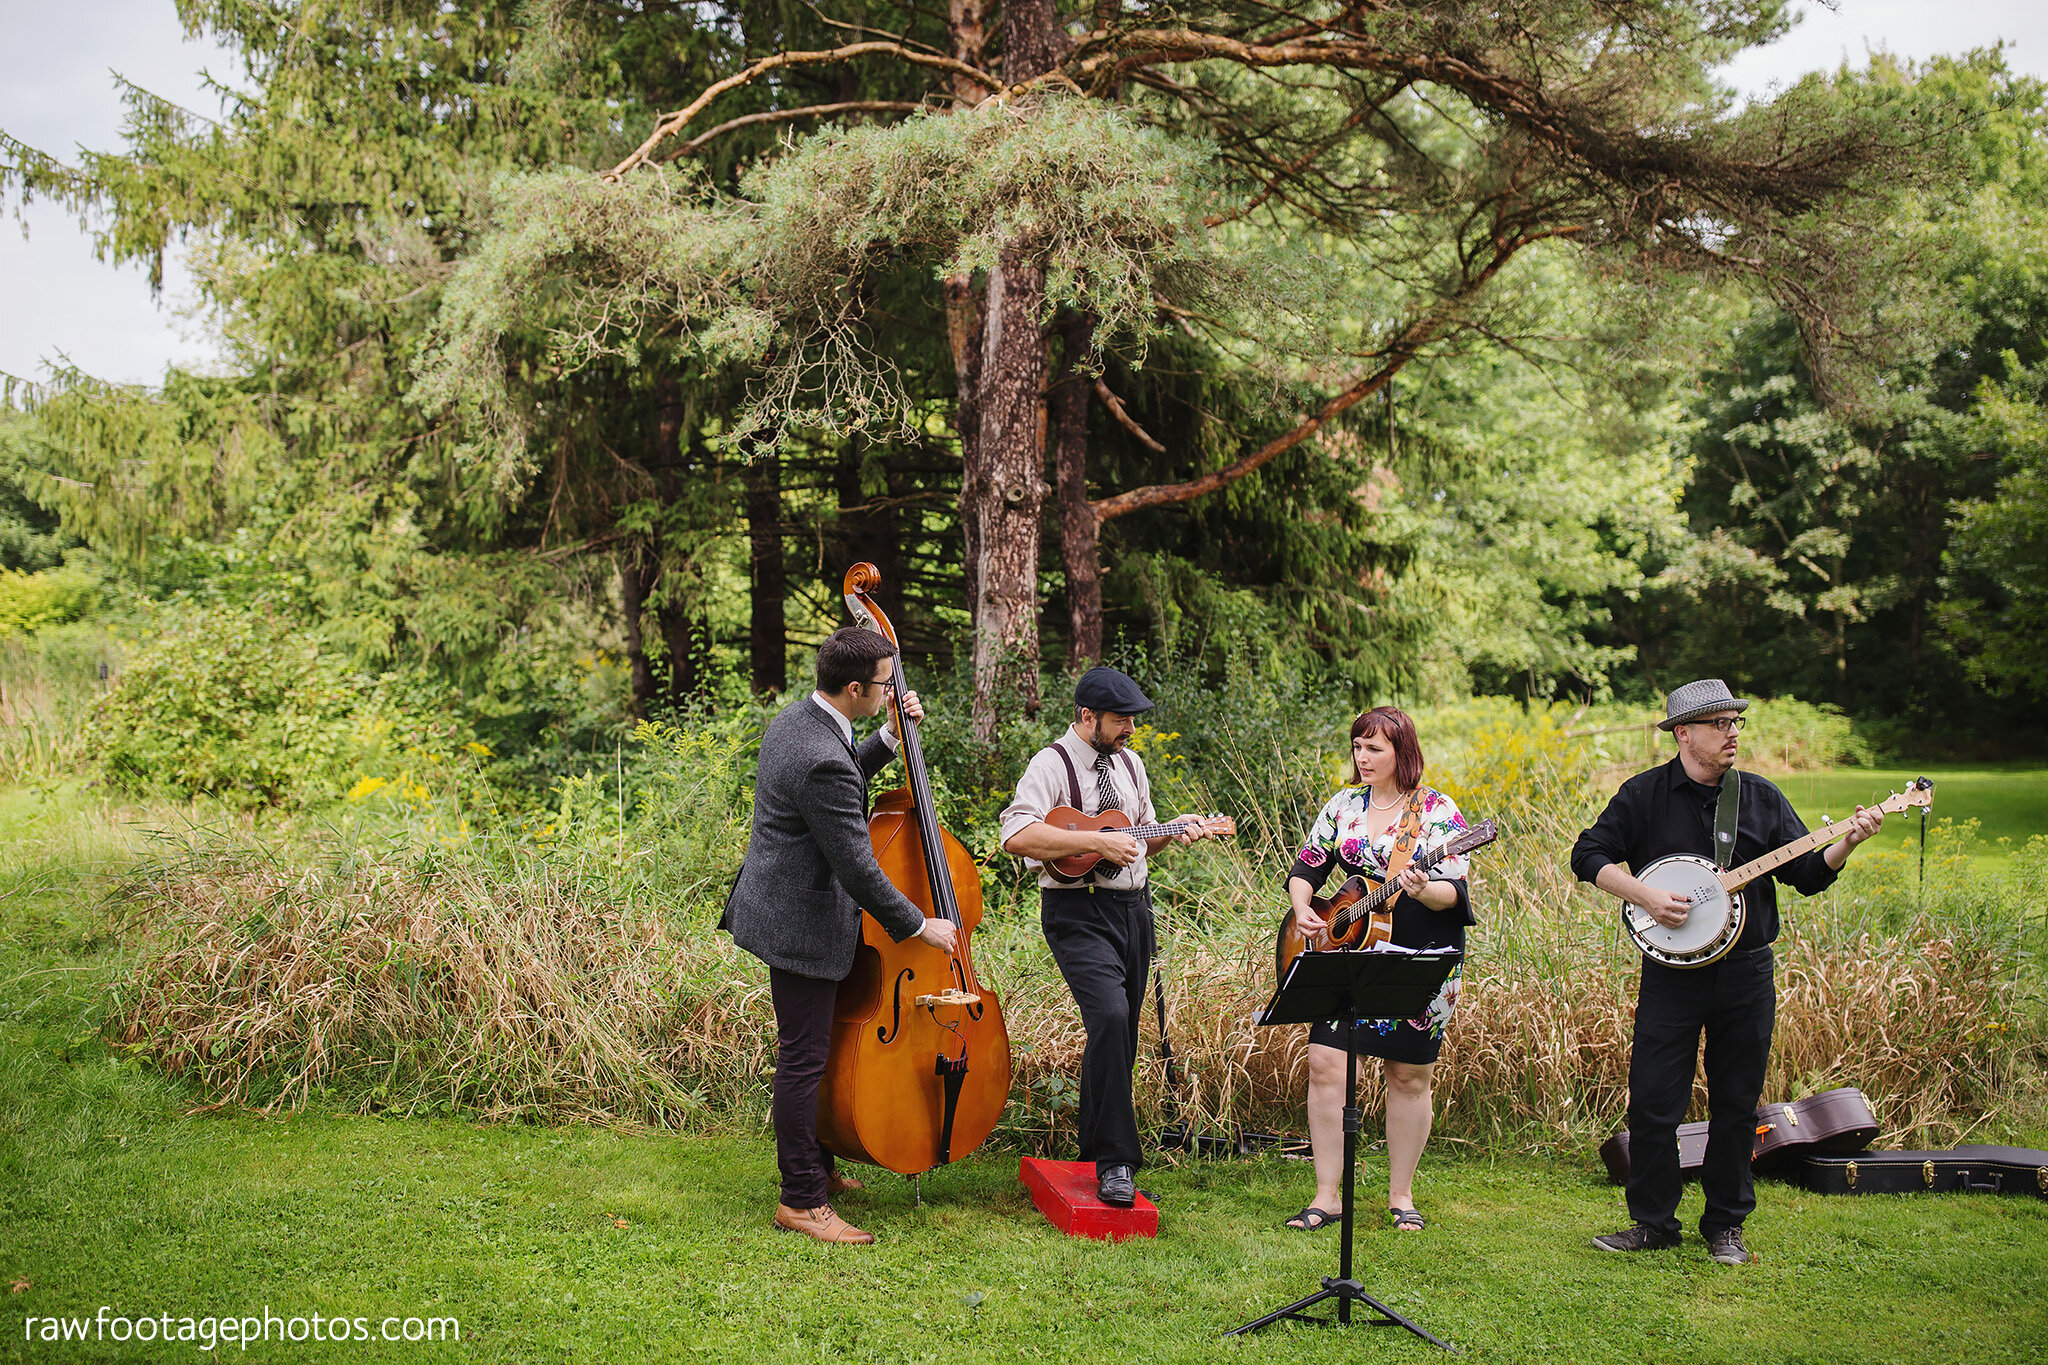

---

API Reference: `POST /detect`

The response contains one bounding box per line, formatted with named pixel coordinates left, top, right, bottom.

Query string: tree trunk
left=945, top=271, right=985, bottom=634
left=1001, top=0, right=1065, bottom=82
left=1052, top=311, right=1103, bottom=667
left=969, top=246, right=1050, bottom=739
left=659, top=585, right=713, bottom=707
left=744, top=449, right=787, bottom=695
left=947, top=0, right=989, bottom=102
left=835, top=440, right=903, bottom=623
left=945, top=0, right=991, bottom=634
left=960, top=0, right=1063, bottom=739
left=619, top=550, right=658, bottom=718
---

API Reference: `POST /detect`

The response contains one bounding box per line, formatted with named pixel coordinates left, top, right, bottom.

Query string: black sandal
left=1284, top=1206, right=1339, bottom=1231
left=1389, top=1208, right=1425, bottom=1232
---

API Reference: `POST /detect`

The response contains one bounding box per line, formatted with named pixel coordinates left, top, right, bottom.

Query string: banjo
left=1622, top=777, right=1933, bottom=967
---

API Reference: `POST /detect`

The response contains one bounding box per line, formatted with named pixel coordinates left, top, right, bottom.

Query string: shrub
left=0, top=565, right=97, bottom=636
left=90, top=604, right=476, bottom=809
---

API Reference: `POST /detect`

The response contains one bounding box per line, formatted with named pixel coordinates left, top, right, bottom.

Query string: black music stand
left=1226, top=948, right=1462, bottom=1352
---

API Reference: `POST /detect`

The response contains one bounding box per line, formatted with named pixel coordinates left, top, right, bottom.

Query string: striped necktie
left=1093, top=752, right=1124, bottom=814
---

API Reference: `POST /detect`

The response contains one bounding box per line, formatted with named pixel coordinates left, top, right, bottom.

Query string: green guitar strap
left=1713, top=769, right=1742, bottom=871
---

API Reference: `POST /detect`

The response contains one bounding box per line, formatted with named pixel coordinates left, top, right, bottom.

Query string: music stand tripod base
left=1226, top=949, right=1462, bottom=1353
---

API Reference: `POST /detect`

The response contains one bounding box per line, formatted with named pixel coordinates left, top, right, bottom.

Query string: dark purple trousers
left=768, top=966, right=842, bottom=1210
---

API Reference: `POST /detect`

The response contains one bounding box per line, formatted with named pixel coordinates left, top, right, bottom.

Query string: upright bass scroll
left=817, top=563, right=1013, bottom=1175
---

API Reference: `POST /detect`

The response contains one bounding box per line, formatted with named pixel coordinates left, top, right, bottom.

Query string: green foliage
left=1617, top=53, right=2048, bottom=729
left=1742, top=696, right=1877, bottom=770
left=417, top=95, right=1300, bottom=474
left=91, top=603, right=477, bottom=808
left=0, top=410, right=74, bottom=572
left=0, top=565, right=97, bottom=637
left=0, top=623, right=119, bottom=782
left=1940, top=363, right=2048, bottom=698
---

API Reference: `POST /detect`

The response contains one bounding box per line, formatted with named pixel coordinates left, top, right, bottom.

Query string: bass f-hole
left=949, top=956, right=983, bottom=1020
left=878, top=968, right=915, bottom=1044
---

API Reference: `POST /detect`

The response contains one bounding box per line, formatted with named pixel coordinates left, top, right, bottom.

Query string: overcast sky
left=4, top=1, right=2047, bottom=386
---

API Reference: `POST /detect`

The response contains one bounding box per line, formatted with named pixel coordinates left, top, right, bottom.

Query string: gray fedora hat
left=1659, top=678, right=1750, bottom=731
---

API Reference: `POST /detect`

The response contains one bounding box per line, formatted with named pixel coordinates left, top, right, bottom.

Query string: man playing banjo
left=1571, top=679, right=1884, bottom=1265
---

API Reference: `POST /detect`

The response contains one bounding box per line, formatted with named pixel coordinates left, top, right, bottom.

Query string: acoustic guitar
left=1272, top=820, right=1500, bottom=986
left=1042, top=807, right=1236, bottom=883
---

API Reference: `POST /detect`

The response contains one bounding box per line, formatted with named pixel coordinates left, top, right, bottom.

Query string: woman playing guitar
left=1283, top=707, right=1474, bottom=1235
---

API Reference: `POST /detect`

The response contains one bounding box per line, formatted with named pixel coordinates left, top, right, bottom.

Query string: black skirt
left=1305, top=961, right=1462, bottom=1065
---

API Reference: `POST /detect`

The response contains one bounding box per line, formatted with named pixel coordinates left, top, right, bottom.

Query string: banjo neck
left=1715, top=784, right=1928, bottom=891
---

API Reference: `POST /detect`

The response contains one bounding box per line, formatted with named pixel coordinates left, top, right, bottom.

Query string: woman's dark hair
left=814, top=627, right=896, bottom=695
left=1342, top=706, right=1425, bottom=790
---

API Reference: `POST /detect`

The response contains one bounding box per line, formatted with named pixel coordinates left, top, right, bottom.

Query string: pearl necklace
left=1367, top=786, right=1408, bottom=812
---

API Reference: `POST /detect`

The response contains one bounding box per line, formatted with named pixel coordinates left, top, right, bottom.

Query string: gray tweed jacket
left=722, top=697, right=926, bottom=980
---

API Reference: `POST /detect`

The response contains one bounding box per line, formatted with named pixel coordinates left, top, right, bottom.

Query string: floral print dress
left=1286, top=785, right=1472, bottom=1064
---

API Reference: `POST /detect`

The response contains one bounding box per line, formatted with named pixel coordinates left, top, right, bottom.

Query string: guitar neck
left=1122, top=820, right=1195, bottom=841
left=1329, top=855, right=1429, bottom=930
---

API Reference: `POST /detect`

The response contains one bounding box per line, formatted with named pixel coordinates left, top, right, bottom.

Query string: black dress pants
left=1625, top=946, right=1776, bottom=1240
left=768, top=965, right=842, bottom=1210
left=1041, top=885, right=1155, bottom=1177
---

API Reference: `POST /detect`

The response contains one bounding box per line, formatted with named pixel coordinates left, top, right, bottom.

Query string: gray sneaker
left=1591, top=1223, right=1680, bottom=1252
left=1707, top=1228, right=1752, bottom=1265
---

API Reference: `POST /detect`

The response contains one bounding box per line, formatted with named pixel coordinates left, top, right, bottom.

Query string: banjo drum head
left=1628, top=855, right=1741, bottom=962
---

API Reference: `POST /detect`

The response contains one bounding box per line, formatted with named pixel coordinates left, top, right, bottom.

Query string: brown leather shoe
left=774, top=1202, right=874, bottom=1245
left=826, top=1170, right=865, bottom=1197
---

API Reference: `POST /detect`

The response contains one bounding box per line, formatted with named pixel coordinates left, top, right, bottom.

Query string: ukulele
left=1042, top=807, right=1237, bottom=882
left=1272, top=820, right=1500, bottom=986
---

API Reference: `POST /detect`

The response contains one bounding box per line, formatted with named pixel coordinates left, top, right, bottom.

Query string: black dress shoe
left=1097, top=1164, right=1137, bottom=1207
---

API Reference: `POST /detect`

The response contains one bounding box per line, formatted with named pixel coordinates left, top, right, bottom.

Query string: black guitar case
left=1599, top=1122, right=1710, bottom=1185
left=1797, top=1145, right=2048, bottom=1198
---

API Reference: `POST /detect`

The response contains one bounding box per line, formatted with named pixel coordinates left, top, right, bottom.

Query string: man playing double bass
left=1571, top=678, right=1883, bottom=1265
left=999, top=667, right=1218, bottom=1208
left=722, top=627, right=958, bottom=1245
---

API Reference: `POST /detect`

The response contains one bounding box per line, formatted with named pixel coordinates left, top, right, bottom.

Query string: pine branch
left=605, top=43, right=1001, bottom=179
left=1093, top=378, right=1165, bottom=453
left=661, top=101, right=927, bottom=159
left=1092, top=237, right=1526, bottom=521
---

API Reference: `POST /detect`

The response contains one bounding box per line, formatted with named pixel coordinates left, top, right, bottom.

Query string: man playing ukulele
left=999, top=668, right=1218, bottom=1208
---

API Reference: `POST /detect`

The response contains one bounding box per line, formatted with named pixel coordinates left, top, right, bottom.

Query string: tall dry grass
left=109, top=849, right=768, bottom=1123
left=0, top=625, right=115, bottom=782
left=97, top=701, right=2046, bottom=1152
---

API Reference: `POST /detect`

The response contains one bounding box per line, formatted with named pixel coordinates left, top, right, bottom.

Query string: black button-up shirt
left=1571, top=757, right=1838, bottom=952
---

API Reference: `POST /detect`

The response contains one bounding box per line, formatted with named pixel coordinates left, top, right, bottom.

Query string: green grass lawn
left=4, top=786, right=2045, bottom=1363
left=3, top=1094, right=2045, bottom=1363
left=1773, top=765, right=2048, bottom=853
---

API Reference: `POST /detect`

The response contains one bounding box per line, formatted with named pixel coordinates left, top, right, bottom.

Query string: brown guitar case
left=1598, top=1087, right=1879, bottom=1185
left=1797, top=1145, right=2048, bottom=1198
left=1750, top=1087, right=1880, bottom=1171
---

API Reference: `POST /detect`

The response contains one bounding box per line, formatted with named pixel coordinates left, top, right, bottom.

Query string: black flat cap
left=1074, top=666, right=1153, bottom=715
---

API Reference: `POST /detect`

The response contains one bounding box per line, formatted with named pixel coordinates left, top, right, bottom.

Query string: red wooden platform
left=1018, top=1158, right=1158, bottom=1241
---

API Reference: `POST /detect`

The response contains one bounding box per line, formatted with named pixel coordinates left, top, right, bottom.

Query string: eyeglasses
left=1689, top=716, right=1746, bottom=734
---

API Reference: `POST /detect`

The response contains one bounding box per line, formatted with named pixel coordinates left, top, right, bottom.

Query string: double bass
left=818, top=564, right=1013, bottom=1175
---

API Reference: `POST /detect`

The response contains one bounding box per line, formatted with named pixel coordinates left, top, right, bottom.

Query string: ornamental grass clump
left=109, top=852, right=731, bottom=1122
